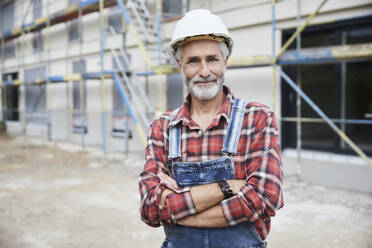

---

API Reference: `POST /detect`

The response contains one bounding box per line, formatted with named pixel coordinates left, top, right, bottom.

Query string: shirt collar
left=169, top=85, right=235, bottom=127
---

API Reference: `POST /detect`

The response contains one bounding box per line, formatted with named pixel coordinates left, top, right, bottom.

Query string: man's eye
left=208, top=57, right=218, bottom=62
left=187, top=59, right=198, bottom=64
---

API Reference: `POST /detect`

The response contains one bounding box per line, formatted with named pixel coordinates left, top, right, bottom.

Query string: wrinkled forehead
left=181, top=40, right=223, bottom=59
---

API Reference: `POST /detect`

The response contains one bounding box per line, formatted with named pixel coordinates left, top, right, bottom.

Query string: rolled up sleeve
left=221, top=109, right=284, bottom=226
left=139, top=117, right=197, bottom=227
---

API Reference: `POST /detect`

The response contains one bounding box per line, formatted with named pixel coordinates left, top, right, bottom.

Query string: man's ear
left=176, top=59, right=183, bottom=71
left=176, top=59, right=182, bottom=67
left=224, top=55, right=229, bottom=65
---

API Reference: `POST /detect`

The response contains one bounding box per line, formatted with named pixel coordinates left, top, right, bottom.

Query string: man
left=139, top=9, right=283, bottom=248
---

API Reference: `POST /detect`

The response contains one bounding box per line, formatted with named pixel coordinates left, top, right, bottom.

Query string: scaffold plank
left=227, top=43, right=372, bottom=68
left=1, top=40, right=371, bottom=87
left=279, top=43, right=372, bottom=64
left=0, top=0, right=116, bottom=41
left=228, top=55, right=272, bottom=68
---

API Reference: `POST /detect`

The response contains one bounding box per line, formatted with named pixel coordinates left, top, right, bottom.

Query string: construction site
left=0, top=0, right=372, bottom=247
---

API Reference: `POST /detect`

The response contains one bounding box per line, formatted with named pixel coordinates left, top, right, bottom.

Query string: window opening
left=112, top=55, right=132, bottom=139
left=2, top=72, right=19, bottom=121
left=281, top=16, right=372, bottom=155
left=166, top=73, right=183, bottom=111
left=163, top=0, right=184, bottom=21
left=24, top=67, right=47, bottom=124
left=1, top=1, right=15, bottom=58
left=72, top=60, right=87, bottom=134
left=108, top=6, right=123, bottom=32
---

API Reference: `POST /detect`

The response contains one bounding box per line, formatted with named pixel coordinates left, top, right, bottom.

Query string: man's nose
left=199, top=60, right=211, bottom=78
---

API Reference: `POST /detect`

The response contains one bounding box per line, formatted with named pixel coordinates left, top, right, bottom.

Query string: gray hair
left=175, top=42, right=229, bottom=64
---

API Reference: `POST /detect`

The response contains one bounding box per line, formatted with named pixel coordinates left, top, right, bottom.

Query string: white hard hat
left=169, top=9, right=233, bottom=58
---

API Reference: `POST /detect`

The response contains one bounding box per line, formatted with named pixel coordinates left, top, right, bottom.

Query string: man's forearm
left=159, top=178, right=246, bottom=226
left=160, top=179, right=245, bottom=212
left=159, top=182, right=225, bottom=212
left=178, top=204, right=229, bottom=228
left=190, top=183, right=224, bottom=212
left=159, top=181, right=224, bottom=211
left=190, top=179, right=245, bottom=212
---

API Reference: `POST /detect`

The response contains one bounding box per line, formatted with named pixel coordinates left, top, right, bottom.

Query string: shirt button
left=198, top=130, right=203, bottom=135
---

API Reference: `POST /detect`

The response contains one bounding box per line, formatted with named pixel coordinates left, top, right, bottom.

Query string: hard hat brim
left=170, top=34, right=233, bottom=57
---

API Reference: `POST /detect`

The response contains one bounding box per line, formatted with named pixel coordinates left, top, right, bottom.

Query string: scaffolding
left=0, top=0, right=179, bottom=154
left=0, top=0, right=371, bottom=168
left=227, top=0, right=372, bottom=169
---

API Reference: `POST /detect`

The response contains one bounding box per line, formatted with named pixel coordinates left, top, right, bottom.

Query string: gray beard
left=182, top=72, right=225, bottom=101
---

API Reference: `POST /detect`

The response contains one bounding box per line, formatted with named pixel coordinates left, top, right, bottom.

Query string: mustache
left=189, top=74, right=219, bottom=85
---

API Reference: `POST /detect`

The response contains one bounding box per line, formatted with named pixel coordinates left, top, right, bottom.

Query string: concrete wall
left=283, top=149, right=372, bottom=193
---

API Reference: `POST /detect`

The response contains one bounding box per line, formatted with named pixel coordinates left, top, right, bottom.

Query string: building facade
left=1, top=0, right=372, bottom=191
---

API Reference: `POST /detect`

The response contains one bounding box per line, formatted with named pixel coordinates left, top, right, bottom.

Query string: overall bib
left=162, top=99, right=266, bottom=248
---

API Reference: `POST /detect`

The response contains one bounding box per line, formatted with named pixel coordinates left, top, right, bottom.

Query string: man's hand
left=226, top=179, right=246, bottom=195
left=159, top=177, right=246, bottom=225
left=158, top=171, right=180, bottom=207
left=158, top=171, right=179, bottom=191
left=178, top=180, right=246, bottom=228
left=160, top=188, right=173, bottom=207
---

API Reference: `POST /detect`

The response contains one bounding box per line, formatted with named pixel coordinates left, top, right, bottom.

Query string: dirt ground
left=0, top=133, right=371, bottom=248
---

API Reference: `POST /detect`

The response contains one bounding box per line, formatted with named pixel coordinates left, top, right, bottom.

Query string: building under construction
left=1, top=0, right=372, bottom=192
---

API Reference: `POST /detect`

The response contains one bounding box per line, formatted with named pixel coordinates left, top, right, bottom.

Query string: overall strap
left=221, top=98, right=247, bottom=155
left=168, top=108, right=182, bottom=160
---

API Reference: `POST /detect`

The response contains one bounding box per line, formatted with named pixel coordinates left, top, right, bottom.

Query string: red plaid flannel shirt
left=139, top=86, right=284, bottom=240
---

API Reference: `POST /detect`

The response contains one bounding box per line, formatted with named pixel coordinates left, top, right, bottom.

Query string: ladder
left=127, top=0, right=157, bottom=43
left=116, top=0, right=171, bottom=65
left=17, top=0, right=49, bottom=133
left=108, top=26, right=154, bottom=129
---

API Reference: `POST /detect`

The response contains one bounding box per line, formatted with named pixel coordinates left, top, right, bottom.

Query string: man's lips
left=195, top=80, right=216, bottom=84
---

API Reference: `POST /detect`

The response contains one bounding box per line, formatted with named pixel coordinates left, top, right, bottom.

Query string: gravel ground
left=0, top=134, right=371, bottom=248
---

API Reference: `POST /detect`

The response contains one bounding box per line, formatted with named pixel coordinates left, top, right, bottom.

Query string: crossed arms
left=139, top=107, right=284, bottom=230
left=159, top=172, right=246, bottom=228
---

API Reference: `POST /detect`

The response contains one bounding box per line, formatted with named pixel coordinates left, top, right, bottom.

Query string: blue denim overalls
left=162, top=98, right=266, bottom=248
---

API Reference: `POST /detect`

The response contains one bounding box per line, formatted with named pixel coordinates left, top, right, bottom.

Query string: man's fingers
left=159, top=172, right=179, bottom=189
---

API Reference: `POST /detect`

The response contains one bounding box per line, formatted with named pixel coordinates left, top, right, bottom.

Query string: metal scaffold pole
left=273, top=0, right=328, bottom=63
left=0, top=0, right=161, bottom=153
left=99, top=0, right=107, bottom=155
left=46, top=0, right=52, bottom=141
left=156, top=0, right=164, bottom=113
left=112, top=73, right=146, bottom=146
left=157, top=2, right=162, bottom=65
left=0, top=21, right=4, bottom=126
left=277, top=67, right=372, bottom=168
left=121, top=14, right=130, bottom=153
left=271, top=0, right=277, bottom=114
left=78, top=3, right=85, bottom=148
left=20, top=0, right=27, bottom=136
left=0, top=3, right=3, bottom=124
left=272, top=0, right=372, bottom=168
left=295, top=0, right=302, bottom=177
left=115, top=0, right=153, bottom=68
